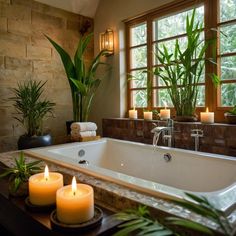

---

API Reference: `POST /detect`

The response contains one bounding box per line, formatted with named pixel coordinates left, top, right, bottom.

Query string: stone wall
left=103, top=118, right=236, bottom=157
left=0, top=0, right=94, bottom=152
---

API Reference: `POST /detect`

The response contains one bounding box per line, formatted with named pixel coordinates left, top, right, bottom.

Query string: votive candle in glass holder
left=129, top=107, right=137, bottom=119
left=200, top=107, right=214, bottom=123
left=143, top=111, right=153, bottom=120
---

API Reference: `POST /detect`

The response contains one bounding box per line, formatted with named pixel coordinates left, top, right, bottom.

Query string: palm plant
left=154, top=9, right=219, bottom=118
left=114, top=193, right=234, bottom=236
left=9, top=80, right=55, bottom=137
left=46, top=33, right=109, bottom=122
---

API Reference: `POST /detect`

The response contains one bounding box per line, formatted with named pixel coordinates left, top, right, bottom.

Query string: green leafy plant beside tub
left=46, top=33, right=110, bottom=122
left=114, top=193, right=234, bottom=236
left=9, top=80, right=55, bottom=149
left=227, top=105, right=236, bottom=115
left=0, top=152, right=42, bottom=196
left=224, top=105, right=236, bottom=124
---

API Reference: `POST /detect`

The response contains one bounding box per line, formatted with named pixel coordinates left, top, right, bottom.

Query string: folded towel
left=71, top=130, right=96, bottom=138
left=70, top=122, right=97, bottom=132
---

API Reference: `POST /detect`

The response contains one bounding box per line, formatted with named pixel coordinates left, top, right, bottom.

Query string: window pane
left=221, top=83, right=236, bottom=106
left=221, top=56, right=236, bottom=80
left=131, top=23, right=147, bottom=46
left=153, top=6, right=204, bottom=41
left=220, top=24, right=236, bottom=54
left=130, top=70, right=147, bottom=88
left=131, top=46, right=147, bottom=69
left=154, top=89, right=173, bottom=107
left=220, top=0, right=236, bottom=22
left=131, top=90, right=147, bottom=107
left=196, top=85, right=205, bottom=106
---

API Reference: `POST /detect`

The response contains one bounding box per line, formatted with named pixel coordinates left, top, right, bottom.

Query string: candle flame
left=72, top=176, right=77, bottom=195
left=44, top=165, right=49, bottom=181
left=206, top=107, right=209, bottom=112
left=133, top=106, right=136, bottom=111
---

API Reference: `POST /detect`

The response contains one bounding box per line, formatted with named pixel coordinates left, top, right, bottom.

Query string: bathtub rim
left=24, top=138, right=236, bottom=215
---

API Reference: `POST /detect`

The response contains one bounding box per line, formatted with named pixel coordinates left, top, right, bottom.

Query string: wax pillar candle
left=143, top=111, right=153, bottom=120
left=29, top=165, right=63, bottom=206
left=129, top=107, right=137, bottom=119
left=200, top=107, right=214, bottom=123
left=160, top=107, right=170, bottom=120
left=56, top=177, right=94, bottom=224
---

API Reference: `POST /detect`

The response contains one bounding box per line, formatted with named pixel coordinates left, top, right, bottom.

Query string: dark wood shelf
left=0, top=175, right=121, bottom=236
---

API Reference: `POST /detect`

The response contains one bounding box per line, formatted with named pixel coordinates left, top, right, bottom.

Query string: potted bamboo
left=9, top=80, right=55, bottom=150
left=153, top=10, right=219, bottom=121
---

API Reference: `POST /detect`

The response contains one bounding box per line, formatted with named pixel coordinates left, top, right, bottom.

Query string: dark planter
left=224, top=113, right=236, bottom=124
left=174, top=115, right=198, bottom=122
left=18, top=134, right=52, bottom=150
left=66, top=120, right=74, bottom=135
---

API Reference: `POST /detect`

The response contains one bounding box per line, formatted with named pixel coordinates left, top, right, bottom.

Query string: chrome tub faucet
left=190, top=129, right=204, bottom=151
left=151, top=118, right=174, bottom=147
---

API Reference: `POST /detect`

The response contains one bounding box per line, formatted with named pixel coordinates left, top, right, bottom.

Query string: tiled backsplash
left=102, top=118, right=236, bottom=157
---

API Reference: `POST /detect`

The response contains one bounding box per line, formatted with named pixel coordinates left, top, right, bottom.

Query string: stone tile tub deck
left=0, top=148, right=235, bottom=235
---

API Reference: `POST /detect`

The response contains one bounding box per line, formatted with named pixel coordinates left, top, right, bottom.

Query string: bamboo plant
left=46, top=33, right=109, bottom=122
left=154, top=9, right=219, bottom=118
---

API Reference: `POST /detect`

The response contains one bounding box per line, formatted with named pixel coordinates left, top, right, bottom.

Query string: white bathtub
left=25, top=138, right=236, bottom=214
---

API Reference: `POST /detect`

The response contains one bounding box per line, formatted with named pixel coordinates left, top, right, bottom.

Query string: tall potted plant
left=154, top=9, right=219, bottom=121
left=9, top=80, right=55, bottom=149
left=45, top=33, right=109, bottom=125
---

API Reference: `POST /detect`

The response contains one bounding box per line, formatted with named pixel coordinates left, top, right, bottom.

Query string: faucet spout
left=151, top=119, right=174, bottom=147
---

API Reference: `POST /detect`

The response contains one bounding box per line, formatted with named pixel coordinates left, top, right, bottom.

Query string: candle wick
left=73, top=191, right=76, bottom=196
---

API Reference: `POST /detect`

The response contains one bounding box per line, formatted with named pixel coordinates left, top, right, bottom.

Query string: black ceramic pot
left=18, top=134, right=52, bottom=150
left=174, top=115, right=198, bottom=122
left=224, top=113, right=236, bottom=124
left=66, top=120, right=74, bottom=135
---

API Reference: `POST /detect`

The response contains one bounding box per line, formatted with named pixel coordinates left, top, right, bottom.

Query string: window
left=125, top=0, right=236, bottom=121
left=219, top=0, right=236, bottom=106
left=152, top=6, right=205, bottom=107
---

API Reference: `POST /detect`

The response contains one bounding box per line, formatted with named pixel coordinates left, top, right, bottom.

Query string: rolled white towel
left=70, top=122, right=97, bottom=131
left=71, top=130, right=96, bottom=138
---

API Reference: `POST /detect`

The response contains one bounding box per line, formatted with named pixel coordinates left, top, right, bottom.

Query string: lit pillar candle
left=200, top=107, right=214, bottom=123
left=129, top=107, right=137, bottom=119
left=29, top=165, right=63, bottom=206
left=143, top=111, right=153, bottom=120
left=56, top=177, right=94, bottom=224
left=160, top=107, right=170, bottom=120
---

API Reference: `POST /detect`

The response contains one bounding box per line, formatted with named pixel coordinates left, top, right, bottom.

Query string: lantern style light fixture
left=100, top=29, right=114, bottom=56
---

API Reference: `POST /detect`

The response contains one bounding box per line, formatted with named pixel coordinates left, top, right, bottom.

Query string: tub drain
left=78, top=149, right=85, bottom=157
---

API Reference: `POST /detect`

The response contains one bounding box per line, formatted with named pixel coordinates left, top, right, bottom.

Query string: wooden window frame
left=125, top=0, right=236, bottom=122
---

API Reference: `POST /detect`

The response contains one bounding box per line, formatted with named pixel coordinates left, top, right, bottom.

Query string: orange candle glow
left=56, top=177, right=94, bottom=224
left=29, top=165, right=63, bottom=206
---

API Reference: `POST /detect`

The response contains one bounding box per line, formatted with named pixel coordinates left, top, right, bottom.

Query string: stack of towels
left=70, top=122, right=97, bottom=141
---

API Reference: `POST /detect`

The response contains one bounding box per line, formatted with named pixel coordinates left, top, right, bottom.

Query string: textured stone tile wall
left=0, top=0, right=94, bottom=152
left=103, top=118, right=236, bottom=157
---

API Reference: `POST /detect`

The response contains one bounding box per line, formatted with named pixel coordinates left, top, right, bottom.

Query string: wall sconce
left=100, top=29, right=114, bottom=56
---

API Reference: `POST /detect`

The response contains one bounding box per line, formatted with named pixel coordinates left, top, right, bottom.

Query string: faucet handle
left=191, top=129, right=204, bottom=137
left=167, top=118, right=174, bottom=127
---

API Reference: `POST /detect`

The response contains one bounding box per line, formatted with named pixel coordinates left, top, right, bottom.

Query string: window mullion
left=147, top=17, right=153, bottom=109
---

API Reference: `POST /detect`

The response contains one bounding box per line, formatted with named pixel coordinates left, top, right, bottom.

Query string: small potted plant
left=224, top=105, right=236, bottom=124
left=0, top=152, right=42, bottom=197
left=9, top=80, right=56, bottom=149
